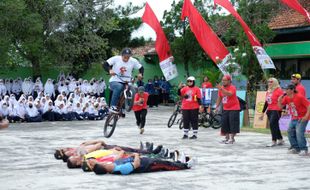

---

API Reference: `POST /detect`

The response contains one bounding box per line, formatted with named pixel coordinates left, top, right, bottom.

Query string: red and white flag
left=214, top=0, right=275, bottom=70
left=181, top=0, right=232, bottom=74
left=142, top=2, right=178, bottom=80
left=281, top=0, right=310, bottom=23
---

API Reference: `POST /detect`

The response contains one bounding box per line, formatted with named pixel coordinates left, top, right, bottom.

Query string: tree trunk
left=31, top=57, right=42, bottom=80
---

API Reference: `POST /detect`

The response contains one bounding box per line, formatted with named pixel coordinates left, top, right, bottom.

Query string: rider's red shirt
left=132, top=92, right=149, bottom=111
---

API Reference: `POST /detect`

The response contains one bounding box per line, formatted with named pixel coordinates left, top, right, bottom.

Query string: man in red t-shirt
left=291, top=73, right=306, bottom=97
left=278, top=84, right=310, bottom=156
left=133, top=86, right=149, bottom=134
left=216, top=75, right=240, bottom=144
left=179, top=76, right=203, bottom=139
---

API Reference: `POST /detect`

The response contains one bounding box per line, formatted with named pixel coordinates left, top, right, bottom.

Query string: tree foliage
left=162, top=0, right=279, bottom=88
left=0, top=0, right=143, bottom=78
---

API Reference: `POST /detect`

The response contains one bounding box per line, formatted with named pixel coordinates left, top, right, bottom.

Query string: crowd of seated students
left=0, top=73, right=108, bottom=123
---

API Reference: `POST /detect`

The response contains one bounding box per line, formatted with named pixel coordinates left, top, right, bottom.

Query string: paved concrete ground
left=1, top=106, right=310, bottom=190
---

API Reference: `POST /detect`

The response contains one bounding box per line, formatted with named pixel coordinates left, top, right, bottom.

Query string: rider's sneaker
left=109, top=106, right=118, bottom=113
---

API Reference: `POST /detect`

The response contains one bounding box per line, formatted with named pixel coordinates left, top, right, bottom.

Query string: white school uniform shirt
left=1, top=106, right=9, bottom=117
left=0, top=83, right=7, bottom=96
left=12, top=80, right=22, bottom=94
left=22, top=80, right=32, bottom=95
left=58, top=84, right=68, bottom=95
left=43, top=102, right=54, bottom=113
left=106, top=56, right=142, bottom=83
left=68, top=81, right=77, bottom=93
left=8, top=104, right=19, bottom=116
left=5, top=80, right=12, bottom=94
left=17, top=103, right=26, bottom=118
left=44, top=80, right=55, bottom=97
left=26, top=106, right=40, bottom=117
left=73, top=104, right=83, bottom=114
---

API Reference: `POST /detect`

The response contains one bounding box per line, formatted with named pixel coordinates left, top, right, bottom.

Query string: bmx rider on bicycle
left=103, top=48, right=144, bottom=113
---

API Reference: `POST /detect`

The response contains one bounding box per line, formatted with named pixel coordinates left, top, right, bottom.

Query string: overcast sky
left=114, top=0, right=182, bottom=39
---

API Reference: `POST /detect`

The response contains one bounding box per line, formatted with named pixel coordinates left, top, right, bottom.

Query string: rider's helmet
left=121, top=48, right=132, bottom=56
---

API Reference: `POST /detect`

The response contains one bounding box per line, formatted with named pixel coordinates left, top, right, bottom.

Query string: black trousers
left=134, top=109, right=147, bottom=128
left=221, top=110, right=240, bottom=134
left=182, top=109, right=199, bottom=130
left=266, top=110, right=283, bottom=141
left=136, top=157, right=188, bottom=173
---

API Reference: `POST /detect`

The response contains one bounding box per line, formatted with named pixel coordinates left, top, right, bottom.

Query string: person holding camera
left=179, top=76, right=202, bottom=139
left=133, top=86, right=149, bottom=134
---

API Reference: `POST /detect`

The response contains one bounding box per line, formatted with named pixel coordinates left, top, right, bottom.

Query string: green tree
left=0, top=0, right=64, bottom=78
left=162, top=0, right=220, bottom=78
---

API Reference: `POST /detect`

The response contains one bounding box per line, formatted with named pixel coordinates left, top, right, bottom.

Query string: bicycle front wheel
left=103, top=114, right=119, bottom=138
left=211, top=114, right=222, bottom=129
left=167, top=112, right=178, bottom=128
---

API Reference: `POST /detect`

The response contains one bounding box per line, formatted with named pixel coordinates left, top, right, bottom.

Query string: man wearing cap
left=216, top=74, right=240, bottom=144
left=132, top=86, right=149, bottom=134
left=278, top=84, right=310, bottom=156
left=103, top=48, right=144, bottom=113
left=291, top=73, right=306, bottom=97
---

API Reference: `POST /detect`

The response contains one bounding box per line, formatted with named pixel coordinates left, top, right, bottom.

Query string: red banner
left=181, top=0, right=231, bottom=68
left=214, top=0, right=275, bottom=70
left=142, top=3, right=171, bottom=62
left=214, top=0, right=261, bottom=47
left=281, top=0, right=310, bottom=23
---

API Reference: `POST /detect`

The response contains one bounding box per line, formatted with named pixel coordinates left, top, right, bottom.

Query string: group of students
left=0, top=75, right=107, bottom=102
left=0, top=80, right=109, bottom=123
left=54, top=140, right=195, bottom=175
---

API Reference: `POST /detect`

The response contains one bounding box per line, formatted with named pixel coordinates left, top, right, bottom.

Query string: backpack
left=237, top=97, right=247, bottom=111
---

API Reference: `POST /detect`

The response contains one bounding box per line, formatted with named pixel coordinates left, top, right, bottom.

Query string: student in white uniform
left=25, top=102, right=42, bottom=122
left=5, top=79, right=12, bottom=95
left=43, top=100, right=56, bottom=121
left=12, top=79, right=22, bottom=99
left=44, top=78, right=56, bottom=100
left=0, top=79, right=7, bottom=98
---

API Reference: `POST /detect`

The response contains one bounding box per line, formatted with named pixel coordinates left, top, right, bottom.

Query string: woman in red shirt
left=260, top=78, right=284, bottom=147
left=179, top=76, right=203, bottom=139
left=132, top=86, right=149, bottom=134
left=216, top=75, right=240, bottom=144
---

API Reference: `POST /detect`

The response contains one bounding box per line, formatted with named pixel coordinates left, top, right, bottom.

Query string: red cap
left=223, top=74, right=231, bottom=81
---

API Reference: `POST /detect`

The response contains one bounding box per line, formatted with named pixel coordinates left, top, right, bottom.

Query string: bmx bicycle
left=103, top=75, right=135, bottom=138
left=167, top=101, right=183, bottom=129
left=178, top=107, right=222, bottom=129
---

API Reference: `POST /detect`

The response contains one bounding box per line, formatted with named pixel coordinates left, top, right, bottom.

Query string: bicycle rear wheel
left=103, top=114, right=119, bottom=138
left=211, top=114, right=222, bottom=129
left=167, top=112, right=178, bottom=128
